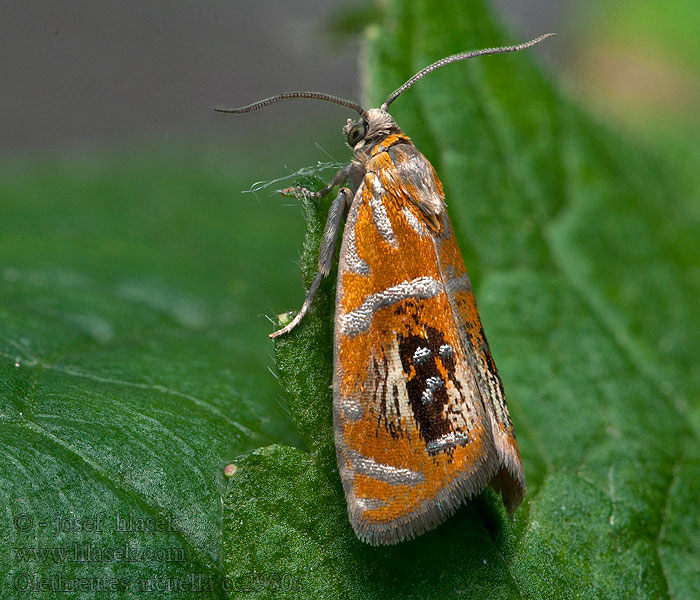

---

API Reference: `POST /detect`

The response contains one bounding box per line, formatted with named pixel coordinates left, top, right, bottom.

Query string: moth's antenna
left=216, top=92, right=366, bottom=117
left=381, top=33, right=556, bottom=111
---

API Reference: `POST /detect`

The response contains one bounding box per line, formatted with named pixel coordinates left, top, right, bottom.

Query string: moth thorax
left=365, top=108, right=399, bottom=138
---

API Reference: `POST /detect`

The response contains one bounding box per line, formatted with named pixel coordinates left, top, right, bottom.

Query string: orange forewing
left=332, top=135, right=524, bottom=544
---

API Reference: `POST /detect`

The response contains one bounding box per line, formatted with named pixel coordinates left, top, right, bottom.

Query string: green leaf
left=223, top=0, right=700, bottom=598
left=0, top=149, right=328, bottom=598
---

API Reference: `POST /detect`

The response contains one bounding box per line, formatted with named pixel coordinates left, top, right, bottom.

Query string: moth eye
left=347, top=123, right=365, bottom=146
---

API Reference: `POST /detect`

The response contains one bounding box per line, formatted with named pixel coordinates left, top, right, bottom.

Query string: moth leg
left=283, top=163, right=354, bottom=199
left=270, top=187, right=352, bottom=339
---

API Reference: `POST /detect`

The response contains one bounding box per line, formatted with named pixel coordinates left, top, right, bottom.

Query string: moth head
left=344, top=109, right=400, bottom=153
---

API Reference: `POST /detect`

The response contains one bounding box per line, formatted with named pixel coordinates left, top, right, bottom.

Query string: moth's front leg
left=282, top=163, right=354, bottom=199
left=270, top=186, right=353, bottom=339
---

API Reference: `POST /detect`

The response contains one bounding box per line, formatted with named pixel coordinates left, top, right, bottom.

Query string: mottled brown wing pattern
left=435, top=207, right=526, bottom=515
left=332, top=136, right=523, bottom=544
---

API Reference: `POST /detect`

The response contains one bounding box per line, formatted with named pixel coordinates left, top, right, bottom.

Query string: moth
left=218, top=34, right=554, bottom=545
